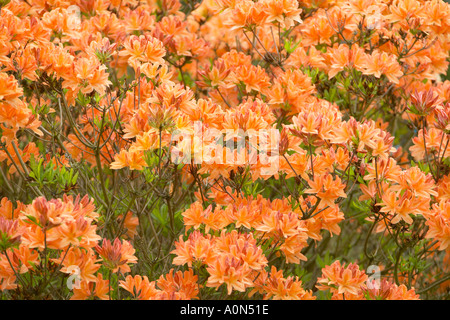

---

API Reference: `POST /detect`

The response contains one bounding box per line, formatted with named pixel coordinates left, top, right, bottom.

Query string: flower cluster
left=0, top=0, right=450, bottom=300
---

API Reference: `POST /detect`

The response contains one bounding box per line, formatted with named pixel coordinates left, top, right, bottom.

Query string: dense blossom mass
left=0, top=0, right=449, bottom=300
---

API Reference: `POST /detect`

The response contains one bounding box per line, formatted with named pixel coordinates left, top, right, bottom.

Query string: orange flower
left=0, top=250, right=19, bottom=290
left=57, top=248, right=101, bottom=283
left=226, top=0, right=268, bottom=30
left=364, top=158, right=402, bottom=183
left=197, top=59, right=232, bottom=89
left=305, top=174, right=347, bottom=207
left=110, top=149, right=147, bottom=171
left=424, top=200, right=450, bottom=250
left=363, top=50, right=403, bottom=84
left=71, top=274, right=110, bottom=300
left=119, top=35, right=166, bottom=69
left=252, top=266, right=315, bottom=300
left=362, top=279, right=420, bottom=300
left=171, top=231, right=216, bottom=267
left=214, top=230, right=268, bottom=270
left=227, top=204, right=259, bottom=230
left=233, top=64, right=270, bottom=93
left=206, top=254, right=253, bottom=295
left=119, top=275, right=160, bottom=300
left=95, top=238, right=138, bottom=273
left=157, top=269, right=199, bottom=300
left=268, top=69, right=316, bottom=113
left=326, top=44, right=367, bottom=79
left=262, top=0, right=303, bottom=28
left=317, top=260, right=368, bottom=296
left=437, top=174, right=450, bottom=202
left=410, top=128, right=447, bottom=161
left=303, top=197, right=345, bottom=238
left=123, top=7, right=155, bottom=33
left=20, top=195, right=100, bottom=250
left=378, top=190, right=423, bottom=224
left=0, top=216, right=23, bottom=251
left=279, top=233, right=308, bottom=264
left=62, top=56, right=111, bottom=96
left=0, top=72, right=23, bottom=105
left=256, top=210, right=301, bottom=239
left=387, top=0, right=421, bottom=24
left=182, top=202, right=228, bottom=233
left=182, top=202, right=211, bottom=231
left=50, top=216, right=101, bottom=249
left=300, top=9, right=335, bottom=47
left=408, top=89, right=442, bottom=116
left=391, top=166, right=438, bottom=199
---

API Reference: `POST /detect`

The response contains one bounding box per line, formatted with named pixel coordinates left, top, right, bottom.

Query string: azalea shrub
left=0, top=0, right=450, bottom=301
